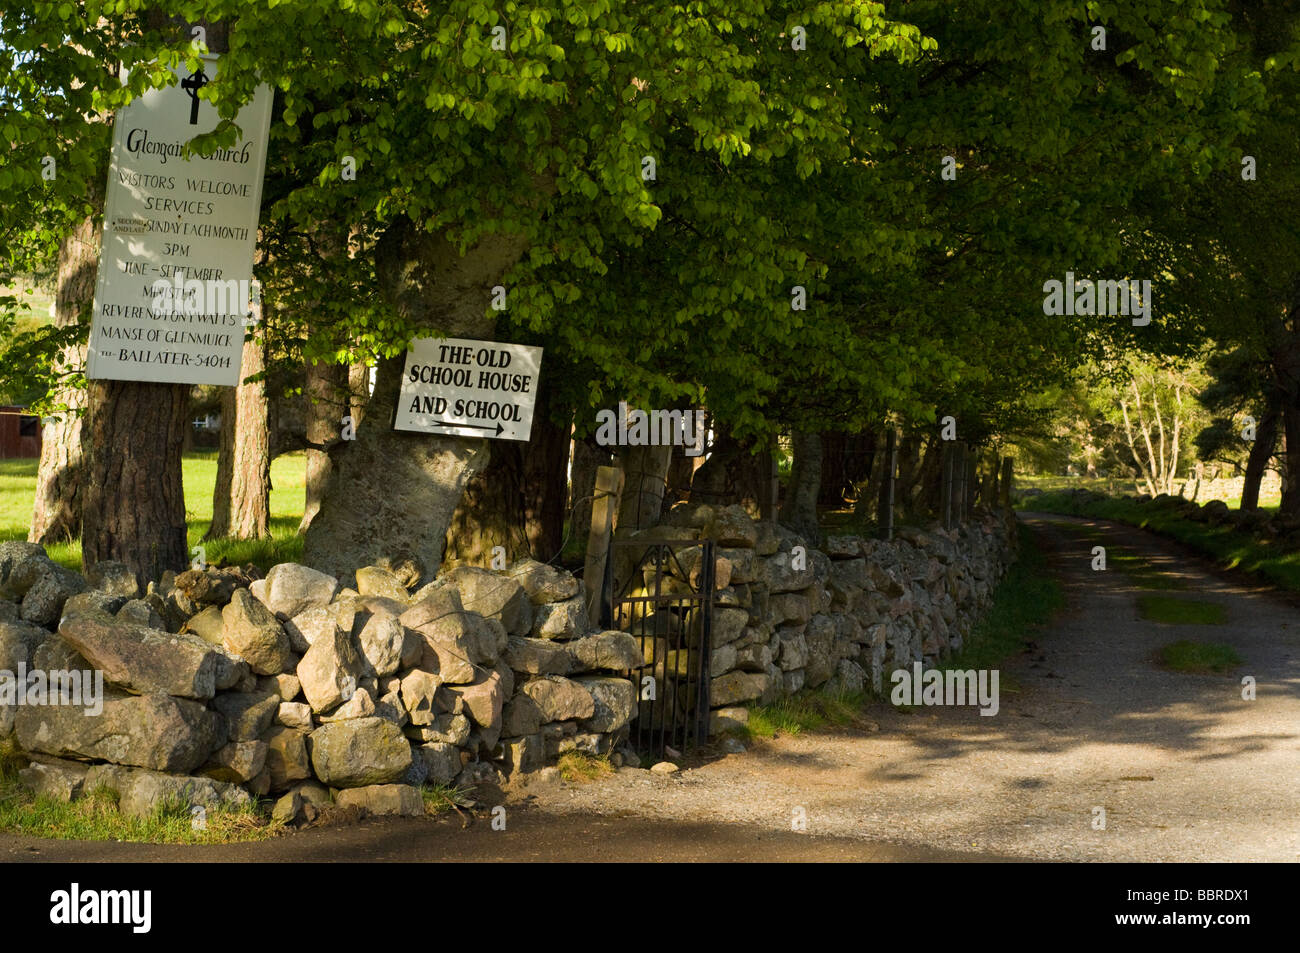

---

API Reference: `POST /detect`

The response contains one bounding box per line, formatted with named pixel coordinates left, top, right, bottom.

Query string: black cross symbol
left=180, top=68, right=209, bottom=125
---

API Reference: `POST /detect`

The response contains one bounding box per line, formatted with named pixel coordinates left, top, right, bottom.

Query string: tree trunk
left=208, top=384, right=237, bottom=538
left=779, top=431, right=821, bottom=543
left=569, top=437, right=609, bottom=550
left=689, top=423, right=769, bottom=513
left=29, top=216, right=97, bottom=545
left=298, top=360, right=347, bottom=533
left=348, top=361, right=370, bottom=426
left=82, top=380, right=189, bottom=585
left=303, top=220, right=527, bottom=586
left=615, top=444, right=673, bottom=533
left=1240, top=405, right=1279, bottom=511
left=442, top=387, right=569, bottom=568
left=1281, top=400, right=1300, bottom=519
left=208, top=338, right=270, bottom=539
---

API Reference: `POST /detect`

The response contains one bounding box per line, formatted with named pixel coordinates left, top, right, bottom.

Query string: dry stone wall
left=0, top=542, right=639, bottom=823
left=629, top=503, right=1019, bottom=735
left=0, top=503, right=1015, bottom=822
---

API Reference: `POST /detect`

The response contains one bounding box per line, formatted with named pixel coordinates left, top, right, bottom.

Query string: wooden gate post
left=877, top=429, right=897, bottom=540
left=1000, top=457, right=1014, bottom=509
left=965, top=448, right=977, bottom=520
left=940, top=441, right=954, bottom=530
left=584, top=464, right=623, bottom=626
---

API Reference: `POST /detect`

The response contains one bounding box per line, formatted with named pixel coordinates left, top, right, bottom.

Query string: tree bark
left=1241, top=406, right=1279, bottom=511
left=441, top=387, right=569, bottom=568
left=569, top=437, right=609, bottom=550
left=689, top=423, right=768, bottom=513
left=303, top=220, right=527, bottom=585
left=1281, top=401, right=1300, bottom=519
left=208, top=337, right=270, bottom=540
left=29, top=216, right=97, bottom=545
left=298, top=360, right=347, bottom=533
left=615, top=444, right=673, bottom=533
left=779, top=431, right=821, bottom=543
left=82, top=380, right=190, bottom=584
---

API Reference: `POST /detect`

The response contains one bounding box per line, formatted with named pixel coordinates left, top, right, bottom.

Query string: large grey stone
left=575, top=676, right=636, bottom=733
left=58, top=614, right=221, bottom=700
left=211, top=691, right=279, bottom=741
left=430, top=567, right=531, bottom=637
left=501, top=693, right=543, bottom=737
left=0, top=542, right=51, bottom=599
left=335, top=783, right=424, bottom=817
left=263, top=726, right=312, bottom=791
left=710, top=671, right=769, bottom=706
left=508, top=559, right=580, bottom=605
left=202, top=740, right=268, bottom=784
left=762, top=549, right=816, bottom=593
left=521, top=675, right=594, bottom=722
left=221, top=589, right=293, bottom=676
left=263, top=563, right=340, bottom=619
left=309, top=716, right=412, bottom=787
left=442, top=669, right=505, bottom=731
left=21, top=567, right=87, bottom=628
left=417, top=742, right=462, bottom=785
left=16, top=691, right=224, bottom=773
left=567, top=631, right=641, bottom=671
left=504, top=636, right=572, bottom=675
left=18, top=758, right=88, bottom=801
left=530, top=596, right=588, bottom=640
left=357, top=609, right=405, bottom=677
left=297, top=626, right=366, bottom=713
left=86, top=764, right=251, bottom=818
left=355, top=566, right=412, bottom=604
left=399, top=668, right=443, bottom=726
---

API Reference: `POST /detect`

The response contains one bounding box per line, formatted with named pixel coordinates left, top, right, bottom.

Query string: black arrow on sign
left=428, top=419, right=505, bottom=436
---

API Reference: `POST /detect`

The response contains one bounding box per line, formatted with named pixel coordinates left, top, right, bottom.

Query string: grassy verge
left=0, top=452, right=308, bottom=573
left=1137, top=594, right=1227, bottom=625
left=734, top=521, right=1062, bottom=733
left=937, top=520, right=1064, bottom=684
left=420, top=783, right=476, bottom=814
left=0, top=744, right=277, bottom=844
left=744, top=687, right=870, bottom=740
left=1156, top=640, right=1242, bottom=674
left=556, top=751, right=615, bottom=782
left=1018, top=491, right=1300, bottom=593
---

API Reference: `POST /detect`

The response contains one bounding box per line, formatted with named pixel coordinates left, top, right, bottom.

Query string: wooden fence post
left=878, top=429, right=897, bottom=540
left=584, top=464, right=623, bottom=627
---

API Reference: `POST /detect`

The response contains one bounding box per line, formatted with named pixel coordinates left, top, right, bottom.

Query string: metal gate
left=604, top=538, right=713, bottom=759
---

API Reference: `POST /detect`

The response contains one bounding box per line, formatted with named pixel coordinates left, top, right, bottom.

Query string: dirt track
left=6, top=513, right=1297, bottom=862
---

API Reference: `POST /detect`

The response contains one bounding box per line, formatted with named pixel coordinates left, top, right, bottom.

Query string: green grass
left=1137, top=594, right=1227, bottom=625
left=1156, top=639, right=1243, bottom=674
left=1020, top=490, right=1300, bottom=594
left=1017, top=474, right=1282, bottom=511
left=744, top=686, right=870, bottom=740
left=0, top=744, right=277, bottom=843
left=556, top=751, right=615, bottom=782
left=0, top=451, right=308, bottom=572
left=1054, top=522, right=1188, bottom=590
left=420, top=783, right=475, bottom=813
left=938, top=521, right=1064, bottom=683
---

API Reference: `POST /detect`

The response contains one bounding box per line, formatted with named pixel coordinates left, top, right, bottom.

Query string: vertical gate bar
left=652, top=543, right=667, bottom=758
left=698, top=539, right=714, bottom=748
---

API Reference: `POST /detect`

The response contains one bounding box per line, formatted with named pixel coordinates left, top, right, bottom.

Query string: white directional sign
left=395, top=337, right=543, bottom=441
left=86, top=54, right=273, bottom=386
